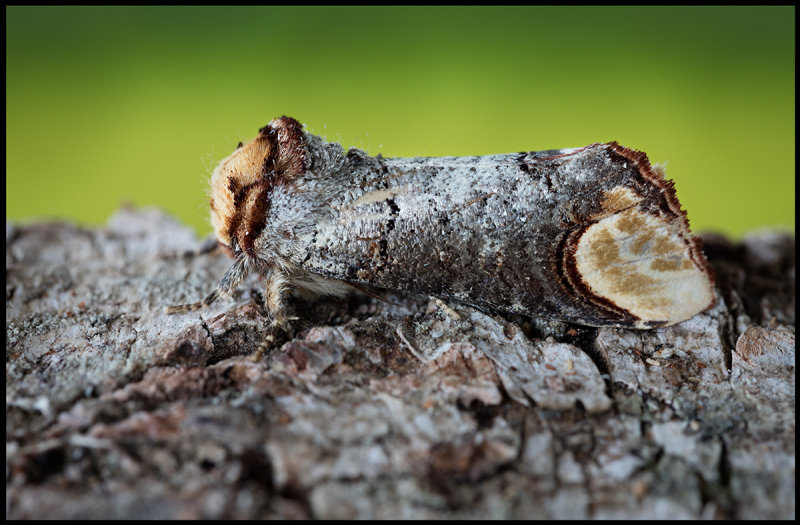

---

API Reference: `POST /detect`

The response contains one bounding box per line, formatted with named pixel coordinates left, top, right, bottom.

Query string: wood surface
left=5, top=208, right=794, bottom=519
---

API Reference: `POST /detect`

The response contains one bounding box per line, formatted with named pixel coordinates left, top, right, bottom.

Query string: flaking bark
left=6, top=208, right=795, bottom=519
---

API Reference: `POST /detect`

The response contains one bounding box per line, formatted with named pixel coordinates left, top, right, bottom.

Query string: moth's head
left=208, top=116, right=306, bottom=258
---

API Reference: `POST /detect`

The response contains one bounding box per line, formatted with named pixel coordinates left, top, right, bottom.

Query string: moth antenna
left=346, top=281, right=402, bottom=307
left=164, top=290, right=219, bottom=314
left=165, top=257, right=250, bottom=314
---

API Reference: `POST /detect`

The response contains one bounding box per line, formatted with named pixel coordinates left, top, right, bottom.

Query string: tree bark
left=6, top=207, right=795, bottom=519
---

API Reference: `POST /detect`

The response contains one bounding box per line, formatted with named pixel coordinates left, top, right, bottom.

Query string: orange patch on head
left=208, top=117, right=307, bottom=251
left=209, top=134, right=275, bottom=248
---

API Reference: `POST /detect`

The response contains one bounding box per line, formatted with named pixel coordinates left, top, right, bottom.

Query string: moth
left=167, top=116, right=716, bottom=330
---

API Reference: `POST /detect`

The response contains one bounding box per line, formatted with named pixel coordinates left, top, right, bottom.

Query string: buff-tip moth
left=167, top=117, right=715, bottom=332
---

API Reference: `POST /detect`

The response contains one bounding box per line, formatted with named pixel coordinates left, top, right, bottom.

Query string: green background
left=6, top=6, right=795, bottom=238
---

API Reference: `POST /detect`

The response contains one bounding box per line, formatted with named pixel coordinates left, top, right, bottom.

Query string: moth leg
left=165, top=256, right=248, bottom=314
left=265, top=268, right=297, bottom=333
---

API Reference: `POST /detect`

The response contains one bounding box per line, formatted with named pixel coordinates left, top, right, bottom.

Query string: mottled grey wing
left=298, top=144, right=714, bottom=329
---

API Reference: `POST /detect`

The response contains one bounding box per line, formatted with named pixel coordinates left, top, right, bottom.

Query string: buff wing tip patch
left=569, top=148, right=716, bottom=329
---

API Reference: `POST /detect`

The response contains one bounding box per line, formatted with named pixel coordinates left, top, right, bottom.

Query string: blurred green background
left=6, top=6, right=795, bottom=238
